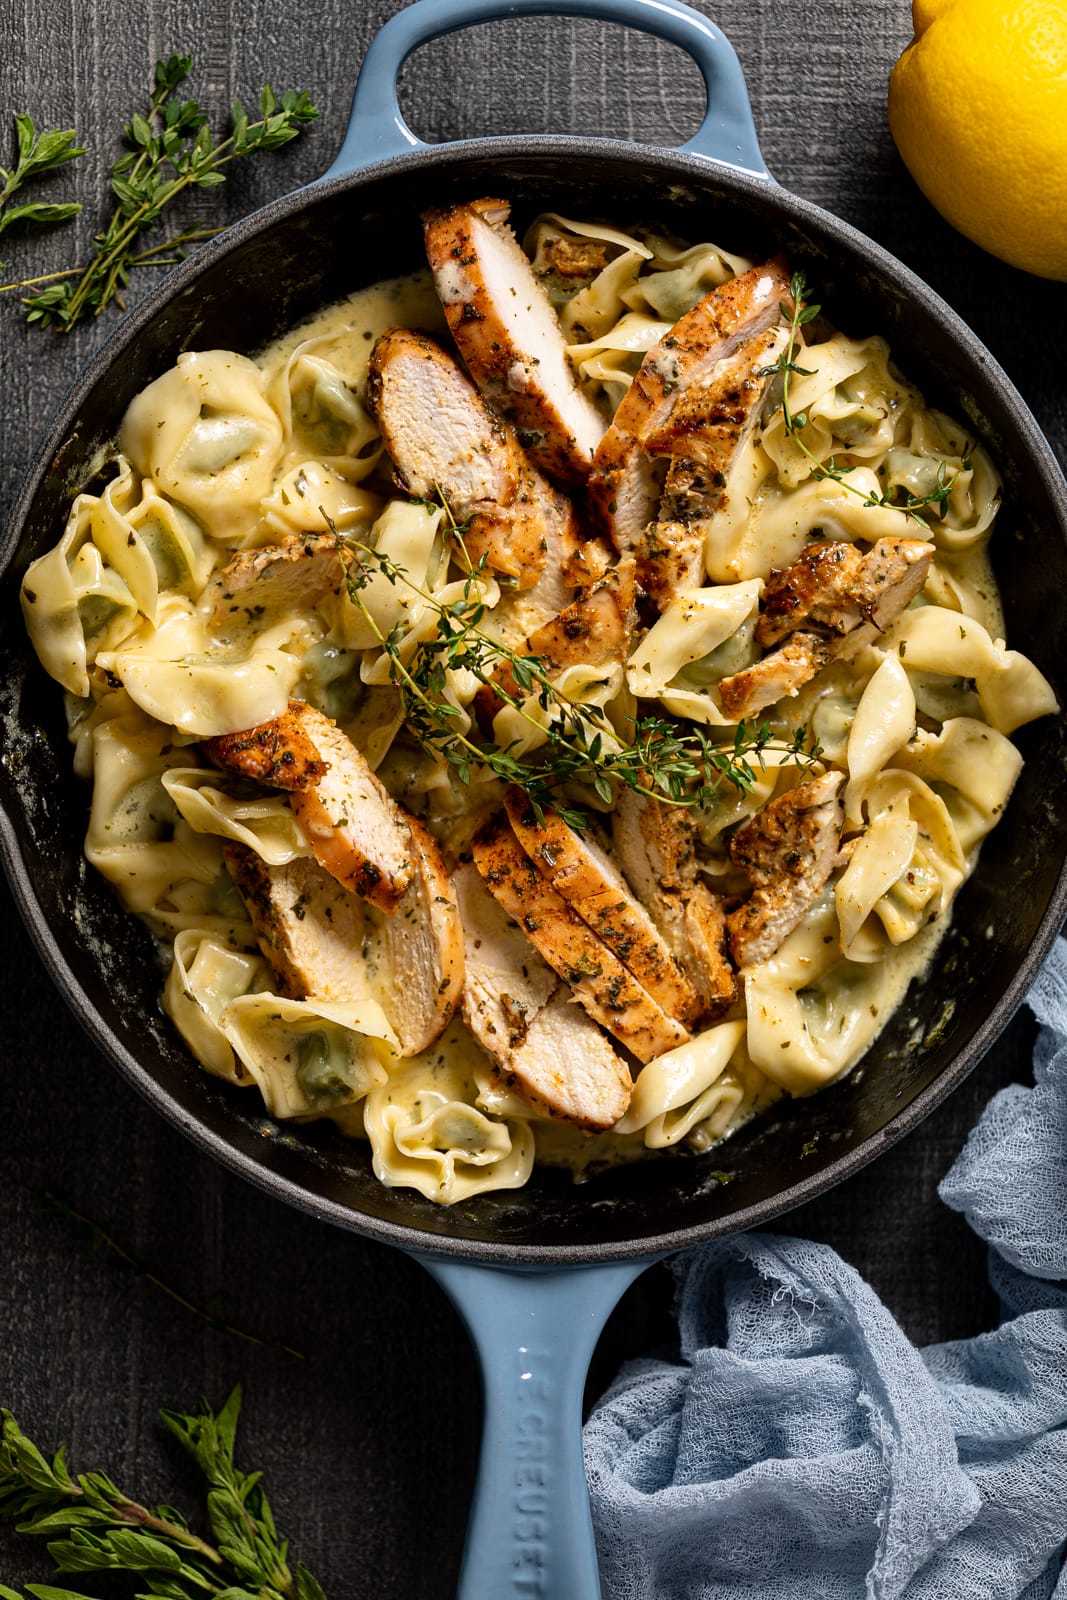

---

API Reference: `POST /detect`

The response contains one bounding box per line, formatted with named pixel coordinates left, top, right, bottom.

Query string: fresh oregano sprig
left=2, top=54, right=317, bottom=330
left=0, top=115, right=84, bottom=259
left=762, top=271, right=961, bottom=524
left=0, top=1390, right=327, bottom=1600
left=337, top=517, right=819, bottom=827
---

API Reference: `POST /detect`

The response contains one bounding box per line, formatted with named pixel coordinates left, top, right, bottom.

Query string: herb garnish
left=0, top=55, right=317, bottom=330
left=0, top=117, right=84, bottom=259
left=762, top=272, right=961, bottom=524
left=333, top=511, right=820, bottom=828
left=0, top=1390, right=327, bottom=1600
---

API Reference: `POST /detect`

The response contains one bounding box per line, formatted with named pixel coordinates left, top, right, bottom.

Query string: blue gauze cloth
left=583, top=937, right=1067, bottom=1600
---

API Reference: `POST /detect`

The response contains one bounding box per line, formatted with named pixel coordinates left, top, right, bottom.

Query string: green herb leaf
left=3, top=56, right=317, bottom=329
left=0, top=115, right=84, bottom=249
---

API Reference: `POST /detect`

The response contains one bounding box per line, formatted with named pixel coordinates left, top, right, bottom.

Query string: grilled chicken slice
left=637, top=325, right=790, bottom=606
left=718, top=537, right=934, bottom=719
left=422, top=198, right=606, bottom=487
left=204, top=700, right=328, bottom=791
left=756, top=536, right=935, bottom=648
left=717, top=631, right=834, bottom=721
left=503, top=790, right=699, bottom=1026
left=207, top=701, right=414, bottom=913
left=475, top=558, right=635, bottom=722
left=223, top=845, right=371, bottom=1006
left=224, top=822, right=463, bottom=1057
left=726, top=770, right=845, bottom=967
left=472, top=815, right=689, bottom=1063
left=610, top=789, right=736, bottom=1019
left=588, top=259, right=793, bottom=559
left=375, top=815, right=464, bottom=1056
left=368, top=327, right=561, bottom=590
left=455, top=864, right=631, bottom=1128
left=206, top=534, right=349, bottom=633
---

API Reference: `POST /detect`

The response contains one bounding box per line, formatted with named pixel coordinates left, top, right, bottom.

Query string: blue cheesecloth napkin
left=583, top=937, right=1067, bottom=1600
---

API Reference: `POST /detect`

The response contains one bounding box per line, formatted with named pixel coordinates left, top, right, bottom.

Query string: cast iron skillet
left=3, top=1, right=1067, bottom=1593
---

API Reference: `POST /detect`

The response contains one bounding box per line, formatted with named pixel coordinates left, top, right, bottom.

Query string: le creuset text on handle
left=417, top=1255, right=652, bottom=1599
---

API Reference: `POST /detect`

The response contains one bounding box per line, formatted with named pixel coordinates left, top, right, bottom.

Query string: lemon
left=888, top=0, right=1067, bottom=279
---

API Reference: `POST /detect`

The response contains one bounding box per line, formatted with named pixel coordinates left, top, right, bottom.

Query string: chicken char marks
left=422, top=197, right=607, bottom=488
left=719, top=536, right=934, bottom=719
left=588, top=258, right=793, bottom=608
left=727, top=771, right=846, bottom=968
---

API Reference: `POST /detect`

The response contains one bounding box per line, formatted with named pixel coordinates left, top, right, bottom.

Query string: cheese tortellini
left=20, top=213, right=1056, bottom=1205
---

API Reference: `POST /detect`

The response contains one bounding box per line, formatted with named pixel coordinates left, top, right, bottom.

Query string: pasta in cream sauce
left=21, top=209, right=1057, bottom=1203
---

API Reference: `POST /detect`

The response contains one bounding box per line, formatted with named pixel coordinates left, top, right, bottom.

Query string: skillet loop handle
left=417, top=1255, right=650, bottom=1600
left=323, top=0, right=770, bottom=179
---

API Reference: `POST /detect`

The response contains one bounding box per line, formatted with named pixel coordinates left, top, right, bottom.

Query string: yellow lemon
left=888, top=0, right=1067, bottom=279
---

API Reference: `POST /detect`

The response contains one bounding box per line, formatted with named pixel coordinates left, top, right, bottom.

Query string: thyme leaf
left=0, top=1393, right=325, bottom=1599
left=1, top=55, right=317, bottom=330
left=761, top=272, right=959, bottom=525
left=0, top=116, right=84, bottom=263
left=331, top=510, right=821, bottom=823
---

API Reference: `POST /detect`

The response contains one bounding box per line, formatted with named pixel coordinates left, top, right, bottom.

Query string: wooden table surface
left=0, top=2, right=1063, bottom=1595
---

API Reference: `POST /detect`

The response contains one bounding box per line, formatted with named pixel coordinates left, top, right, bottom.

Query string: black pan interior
left=3, top=141, right=1066, bottom=1262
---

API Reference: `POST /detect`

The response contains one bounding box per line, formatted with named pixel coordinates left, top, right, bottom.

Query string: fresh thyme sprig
left=761, top=272, right=961, bottom=524
left=0, top=115, right=84, bottom=260
left=336, top=514, right=819, bottom=828
left=1, top=54, right=317, bottom=330
left=0, top=1391, right=327, bottom=1600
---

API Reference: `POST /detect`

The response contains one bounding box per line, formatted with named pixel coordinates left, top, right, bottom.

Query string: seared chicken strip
left=456, top=864, right=631, bottom=1128
left=717, top=631, right=835, bottom=722
left=637, top=325, right=789, bottom=606
left=474, top=558, right=634, bottom=723
left=503, top=790, right=699, bottom=1025
left=610, top=789, right=736, bottom=1019
left=472, top=815, right=690, bottom=1063
left=206, top=534, right=349, bottom=634
left=224, top=821, right=463, bottom=1057
left=588, top=259, right=793, bottom=563
left=368, top=327, right=565, bottom=591
left=205, top=700, right=328, bottom=791
left=223, top=845, right=371, bottom=1006
left=756, top=536, right=935, bottom=648
left=206, top=701, right=414, bottom=914
left=727, top=770, right=845, bottom=967
left=423, top=198, right=606, bottom=487
left=375, top=815, right=464, bottom=1056
left=718, top=537, right=934, bottom=720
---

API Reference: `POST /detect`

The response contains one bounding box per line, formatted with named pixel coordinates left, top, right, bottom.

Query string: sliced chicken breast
left=207, top=534, right=349, bottom=633
left=374, top=815, right=464, bottom=1056
left=636, top=325, right=789, bottom=605
left=588, top=259, right=792, bottom=557
left=727, top=770, right=845, bottom=967
left=368, top=326, right=555, bottom=590
left=472, top=815, right=690, bottom=1063
left=503, top=790, right=699, bottom=1025
left=456, top=863, right=631, bottom=1128
left=204, top=700, right=328, bottom=791
left=717, top=631, right=835, bottom=721
left=475, top=557, right=634, bottom=722
left=422, top=198, right=606, bottom=487
left=207, top=701, right=414, bottom=913
left=610, top=788, right=737, bottom=1019
left=719, top=537, right=934, bottom=719
left=223, top=844, right=370, bottom=1005
left=756, top=536, right=935, bottom=648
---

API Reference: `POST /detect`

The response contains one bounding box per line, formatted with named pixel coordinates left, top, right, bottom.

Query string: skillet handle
left=323, top=0, right=770, bottom=179
left=417, top=1254, right=651, bottom=1599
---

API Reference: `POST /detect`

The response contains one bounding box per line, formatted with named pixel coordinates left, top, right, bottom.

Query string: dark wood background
left=1, top=2, right=1063, bottom=1595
